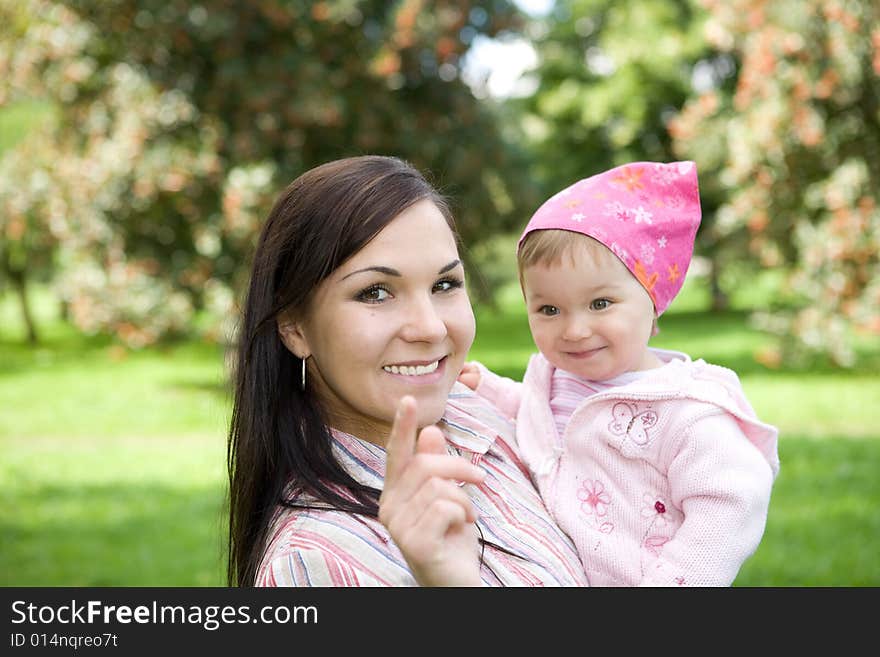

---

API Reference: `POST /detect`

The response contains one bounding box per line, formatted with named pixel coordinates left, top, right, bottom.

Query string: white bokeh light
left=461, top=0, right=555, bottom=99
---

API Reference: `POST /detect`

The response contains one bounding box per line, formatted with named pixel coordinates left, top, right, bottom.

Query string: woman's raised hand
left=379, top=395, right=486, bottom=586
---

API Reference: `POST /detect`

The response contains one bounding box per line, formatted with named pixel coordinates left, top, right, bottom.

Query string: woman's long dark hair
left=227, top=156, right=455, bottom=586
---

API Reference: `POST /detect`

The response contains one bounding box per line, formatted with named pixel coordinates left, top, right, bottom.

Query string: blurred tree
left=0, top=0, right=537, bottom=346
left=518, top=0, right=705, bottom=189
left=670, top=0, right=880, bottom=366
left=512, top=0, right=743, bottom=306
left=1, top=0, right=221, bottom=346
left=0, top=133, right=57, bottom=344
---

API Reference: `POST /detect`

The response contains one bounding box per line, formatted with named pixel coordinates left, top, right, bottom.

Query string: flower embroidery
left=632, top=205, right=653, bottom=225
left=634, top=260, right=658, bottom=294
left=651, top=164, right=678, bottom=186
left=665, top=194, right=685, bottom=211
left=641, top=493, right=671, bottom=529
left=578, top=479, right=611, bottom=519
left=610, top=165, right=645, bottom=191
left=571, top=212, right=585, bottom=222
left=604, top=201, right=631, bottom=222
left=657, top=235, right=667, bottom=248
left=676, top=161, right=694, bottom=175
left=640, top=243, right=656, bottom=265
left=667, top=262, right=681, bottom=282
left=564, top=199, right=582, bottom=208
left=610, top=242, right=631, bottom=265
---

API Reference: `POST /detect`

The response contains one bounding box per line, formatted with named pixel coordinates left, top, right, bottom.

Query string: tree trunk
left=8, top=267, right=38, bottom=345
left=708, top=260, right=729, bottom=312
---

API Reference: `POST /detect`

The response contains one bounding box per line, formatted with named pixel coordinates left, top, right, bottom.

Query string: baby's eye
left=590, top=298, right=611, bottom=311
left=539, top=305, right=560, bottom=316
left=357, top=285, right=391, bottom=303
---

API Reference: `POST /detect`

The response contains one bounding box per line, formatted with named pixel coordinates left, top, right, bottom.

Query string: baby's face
left=521, top=242, right=659, bottom=381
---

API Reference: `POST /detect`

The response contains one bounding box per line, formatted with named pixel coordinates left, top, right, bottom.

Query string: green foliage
left=671, top=0, right=880, bottom=366
left=0, top=0, right=538, bottom=343
left=518, top=0, right=707, bottom=193
left=3, top=0, right=876, bottom=368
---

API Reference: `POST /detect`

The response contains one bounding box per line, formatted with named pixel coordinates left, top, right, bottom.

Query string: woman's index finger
left=384, top=395, right=418, bottom=483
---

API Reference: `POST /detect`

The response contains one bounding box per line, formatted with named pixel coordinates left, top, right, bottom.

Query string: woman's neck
left=328, top=415, right=392, bottom=448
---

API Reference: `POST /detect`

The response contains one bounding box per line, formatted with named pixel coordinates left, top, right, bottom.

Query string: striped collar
left=329, top=383, right=504, bottom=489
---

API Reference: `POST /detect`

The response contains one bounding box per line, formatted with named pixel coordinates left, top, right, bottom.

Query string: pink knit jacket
left=474, top=349, right=779, bottom=586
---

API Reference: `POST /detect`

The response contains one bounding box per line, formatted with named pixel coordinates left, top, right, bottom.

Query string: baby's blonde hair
left=517, top=229, right=616, bottom=286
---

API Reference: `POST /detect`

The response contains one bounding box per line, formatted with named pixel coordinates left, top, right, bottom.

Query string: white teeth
left=383, top=360, right=440, bottom=376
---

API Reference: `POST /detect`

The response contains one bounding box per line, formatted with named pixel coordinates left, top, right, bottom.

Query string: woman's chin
left=410, top=395, right=448, bottom=429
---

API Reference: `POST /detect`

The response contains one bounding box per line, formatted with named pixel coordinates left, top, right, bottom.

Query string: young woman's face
left=282, top=199, right=476, bottom=445
left=522, top=240, right=658, bottom=381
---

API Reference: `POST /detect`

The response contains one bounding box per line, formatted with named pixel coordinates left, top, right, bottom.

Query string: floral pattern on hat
left=517, top=161, right=702, bottom=316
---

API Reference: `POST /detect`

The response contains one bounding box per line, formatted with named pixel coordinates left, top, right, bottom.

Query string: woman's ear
left=277, top=316, right=309, bottom=359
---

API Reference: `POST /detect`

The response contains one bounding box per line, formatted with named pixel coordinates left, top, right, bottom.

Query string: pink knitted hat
left=518, top=161, right=702, bottom=316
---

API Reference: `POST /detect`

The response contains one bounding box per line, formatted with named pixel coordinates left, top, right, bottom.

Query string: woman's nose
left=401, top=296, right=447, bottom=342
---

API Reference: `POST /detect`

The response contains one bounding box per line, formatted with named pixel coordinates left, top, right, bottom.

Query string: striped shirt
left=255, top=382, right=589, bottom=587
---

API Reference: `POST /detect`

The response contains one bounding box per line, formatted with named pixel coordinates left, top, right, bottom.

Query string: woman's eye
left=591, top=298, right=611, bottom=310
left=433, top=277, right=464, bottom=293
left=539, top=305, right=559, bottom=316
left=357, top=285, right=390, bottom=303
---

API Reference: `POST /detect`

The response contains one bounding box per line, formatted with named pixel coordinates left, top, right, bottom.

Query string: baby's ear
left=277, top=315, right=309, bottom=359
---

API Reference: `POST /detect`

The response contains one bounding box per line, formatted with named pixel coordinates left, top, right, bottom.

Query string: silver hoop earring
left=300, top=357, right=307, bottom=392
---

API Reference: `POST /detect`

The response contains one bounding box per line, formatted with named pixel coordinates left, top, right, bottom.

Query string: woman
left=227, top=155, right=587, bottom=586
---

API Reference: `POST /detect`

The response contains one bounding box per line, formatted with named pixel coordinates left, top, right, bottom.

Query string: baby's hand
left=457, top=362, right=481, bottom=390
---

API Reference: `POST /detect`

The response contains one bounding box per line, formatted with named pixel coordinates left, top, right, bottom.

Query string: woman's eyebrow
left=341, top=259, right=461, bottom=281
left=341, top=266, right=400, bottom=281
left=438, top=259, right=461, bottom=274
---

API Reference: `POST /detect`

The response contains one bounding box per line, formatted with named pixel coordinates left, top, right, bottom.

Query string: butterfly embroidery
left=608, top=402, right=658, bottom=445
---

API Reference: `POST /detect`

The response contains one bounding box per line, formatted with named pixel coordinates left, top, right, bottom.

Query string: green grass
left=1, top=291, right=230, bottom=586
left=1, top=274, right=878, bottom=586
left=1, top=435, right=227, bottom=586
left=0, top=327, right=230, bottom=439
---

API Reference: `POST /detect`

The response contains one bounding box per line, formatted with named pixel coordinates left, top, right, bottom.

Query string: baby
left=461, top=161, right=779, bottom=586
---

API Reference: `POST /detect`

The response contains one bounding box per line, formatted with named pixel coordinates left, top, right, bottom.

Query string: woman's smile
left=382, top=356, right=447, bottom=383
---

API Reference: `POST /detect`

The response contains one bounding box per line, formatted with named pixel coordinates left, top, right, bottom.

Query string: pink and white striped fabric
left=549, top=368, right=643, bottom=438
left=255, top=382, right=589, bottom=587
